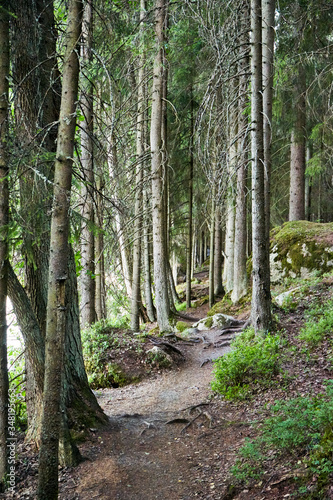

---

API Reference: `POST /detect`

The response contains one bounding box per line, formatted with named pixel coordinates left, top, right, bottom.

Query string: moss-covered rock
left=175, top=321, right=189, bottom=333
left=270, top=221, right=333, bottom=284
left=87, top=363, right=137, bottom=389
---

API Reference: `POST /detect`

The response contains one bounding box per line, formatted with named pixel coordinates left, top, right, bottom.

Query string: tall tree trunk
left=95, top=170, right=106, bottom=320
left=131, top=0, right=146, bottom=331
left=0, top=2, right=9, bottom=488
left=250, top=0, right=271, bottom=333
left=37, top=3, right=83, bottom=496
left=186, top=87, right=194, bottom=308
left=232, top=8, right=249, bottom=304
left=262, top=0, right=275, bottom=240
left=151, top=0, right=171, bottom=333
left=80, top=0, right=95, bottom=328
left=214, top=206, right=224, bottom=296
left=223, top=95, right=237, bottom=293
left=209, top=182, right=216, bottom=309
left=289, top=63, right=306, bottom=221
left=142, top=187, right=156, bottom=322
left=305, top=145, right=311, bottom=221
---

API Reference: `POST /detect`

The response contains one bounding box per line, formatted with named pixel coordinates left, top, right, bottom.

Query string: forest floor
left=3, top=272, right=333, bottom=499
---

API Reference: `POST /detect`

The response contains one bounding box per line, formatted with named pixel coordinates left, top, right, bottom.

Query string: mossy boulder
left=146, top=346, right=173, bottom=368
left=175, top=321, right=189, bottom=333
left=270, top=221, right=333, bottom=284
left=193, top=313, right=235, bottom=330
left=87, top=363, right=136, bottom=389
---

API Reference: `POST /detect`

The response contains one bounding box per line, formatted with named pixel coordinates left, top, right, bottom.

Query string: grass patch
left=211, top=328, right=283, bottom=400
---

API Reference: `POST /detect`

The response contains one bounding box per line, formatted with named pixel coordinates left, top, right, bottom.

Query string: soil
left=2, top=273, right=333, bottom=499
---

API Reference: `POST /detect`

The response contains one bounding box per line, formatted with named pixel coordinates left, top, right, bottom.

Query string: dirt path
left=59, top=329, right=231, bottom=500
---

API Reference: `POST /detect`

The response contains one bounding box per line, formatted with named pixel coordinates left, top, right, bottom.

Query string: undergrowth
left=299, top=298, right=333, bottom=346
left=8, top=346, right=27, bottom=431
left=231, top=380, right=333, bottom=492
left=211, top=328, right=284, bottom=400
left=82, top=318, right=144, bottom=388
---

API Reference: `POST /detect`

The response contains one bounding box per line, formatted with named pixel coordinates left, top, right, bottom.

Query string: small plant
left=82, top=318, right=139, bottom=388
left=211, top=328, right=283, bottom=400
left=231, top=381, right=333, bottom=485
left=7, top=346, right=27, bottom=431
left=299, top=298, right=333, bottom=345
left=175, top=301, right=187, bottom=312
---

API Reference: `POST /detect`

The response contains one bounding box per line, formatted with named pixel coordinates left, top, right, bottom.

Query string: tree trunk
left=95, top=171, right=106, bottom=321
left=214, top=207, right=224, bottom=296
left=250, top=0, right=271, bottom=333
left=209, top=183, right=216, bottom=309
left=223, top=97, right=237, bottom=293
left=289, top=64, right=306, bottom=221
left=262, top=0, right=275, bottom=241
left=37, top=3, right=83, bottom=496
left=151, top=0, right=171, bottom=333
left=305, top=145, right=311, bottom=221
left=80, top=0, right=95, bottom=328
left=131, top=0, right=146, bottom=331
left=232, top=9, right=249, bottom=304
left=0, top=3, right=9, bottom=488
left=186, top=87, right=194, bottom=308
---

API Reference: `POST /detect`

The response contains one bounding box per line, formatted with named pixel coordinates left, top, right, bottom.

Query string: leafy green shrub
left=8, top=346, right=27, bottom=430
left=211, top=329, right=283, bottom=400
left=82, top=318, right=135, bottom=388
left=231, top=381, right=333, bottom=484
left=175, top=301, right=187, bottom=312
left=299, top=298, right=333, bottom=345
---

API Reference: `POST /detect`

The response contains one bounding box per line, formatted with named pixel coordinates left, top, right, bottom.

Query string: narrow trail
left=60, top=329, right=231, bottom=500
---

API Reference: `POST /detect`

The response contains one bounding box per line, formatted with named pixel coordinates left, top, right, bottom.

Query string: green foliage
left=231, top=381, right=333, bottom=485
left=176, top=321, right=188, bottom=332
left=7, top=346, right=27, bottom=431
left=211, top=329, right=283, bottom=400
left=299, top=298, right=333, bottom=345
left=82, top=317, right=139, bottom=389
left=175, top=301, right=187, bottom=312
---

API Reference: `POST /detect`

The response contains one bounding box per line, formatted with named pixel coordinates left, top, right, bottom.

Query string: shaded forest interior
left=0, top=0, right=333, bottom=498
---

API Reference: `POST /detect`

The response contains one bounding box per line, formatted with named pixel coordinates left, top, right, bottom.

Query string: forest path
left=61, top=328, right=232, bottom=500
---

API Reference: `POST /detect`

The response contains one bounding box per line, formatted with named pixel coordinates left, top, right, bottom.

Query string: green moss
left=148, top=325, right=160, bottom=335
left=176, top=321, right=188, bottom=332
left=196, top=294, right=209, bottom=307
left=207, top=294, right=232, bottom=316
left=204, top=317, right=213, bottom=328
left=271, top=221, right=333, bottom=279
left=88, top=363, right=137, bottom=389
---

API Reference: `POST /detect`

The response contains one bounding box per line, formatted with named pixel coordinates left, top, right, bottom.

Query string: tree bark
left=209, top=182, right=216, bottom=309
left=95, top=171, right=106, bottom=320
left=186, top=87, right=194, bottom=308
left=151, top=0, right=171, bottom=332
left=262, top=0, right=275, bottom=240
left=131, top=0, right=146, bottom=332
left=289, top=63, right=306, bottom=221
left=250, top=0, right=271, bottom=333
left=0, top=2, right=9, bottom=488
left=232, top=7, right=249, bottom=304
left=223, top=93, right=237, bottom=293
left=214, top=207, right=224, bottom=296
left=37, top=2, right=83, bottom=497
left=80, top=0, right=95, bottom=328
